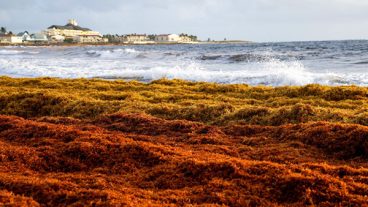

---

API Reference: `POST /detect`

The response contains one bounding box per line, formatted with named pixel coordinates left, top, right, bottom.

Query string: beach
left=2, top=0, right=368, bottom=205
left=0, top=77, right=367, bottom=206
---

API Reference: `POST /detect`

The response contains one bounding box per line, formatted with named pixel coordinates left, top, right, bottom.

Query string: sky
left=1, top=0, right=368, bottom=42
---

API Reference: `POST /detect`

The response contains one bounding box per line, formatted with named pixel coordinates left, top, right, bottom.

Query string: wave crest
left=86, top=48, right=140, bottom=58
left=0, top=50, right=40, bottom=55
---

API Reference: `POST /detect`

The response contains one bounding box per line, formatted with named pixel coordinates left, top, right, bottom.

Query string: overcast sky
left=1, top=0, right=368, bottom=42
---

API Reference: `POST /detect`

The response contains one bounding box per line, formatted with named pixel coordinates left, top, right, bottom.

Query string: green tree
left=189, top=35, right=198, bottom=41
left=64, top=38, right=74, bottom=43
left=0, top=27, right=6, bottom=34
left=103, top=34, right=113, bottom=42
left=148, top=34, right=156, bottom=41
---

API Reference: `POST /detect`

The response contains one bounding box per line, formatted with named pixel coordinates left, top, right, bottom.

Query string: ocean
left=0, top=40, right=367, bottom=86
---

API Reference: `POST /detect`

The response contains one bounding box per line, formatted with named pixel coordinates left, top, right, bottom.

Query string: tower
left=68, top=19, right=78, bottom=26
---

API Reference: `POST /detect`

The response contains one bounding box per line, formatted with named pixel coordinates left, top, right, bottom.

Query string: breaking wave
left=1, top=41, right=368, bottom=86
left=0, top=49, right=40, bottom=55
left=198, top=53, right=296, bottom=63
left=91, top=60, right=366, bottom=86
left=86, top=48, right=140, bottom=58
left=0, top=56, right=366, bottom=86
left=199, top=53, right=272, bottom=62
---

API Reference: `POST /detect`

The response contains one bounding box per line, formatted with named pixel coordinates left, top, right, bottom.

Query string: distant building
left=17, top=31, right=32, bottom=42
left=179, top=36, right=192, bottom=42
left=12, top=31, right=48, bottom=43
left=73, top=35, right=107, bottom=43
left=0, top=34, right=23, bottom=44
left=104, top=34, right=154, bottom=44
left=30, top=33, right=48, bottom=43
left=106, top=35, right=124, bottom=43
left=124, top=34, right=149, bottom=43
left=49, top=34, right=65, bottom=43
left=44, top=19, right=102, bottom=42
left=155, top=34, right=180, bottom=43
left=179, top=34, right=198, bottom=43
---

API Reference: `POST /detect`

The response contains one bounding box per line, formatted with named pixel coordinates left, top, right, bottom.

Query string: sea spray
left=0, top=41, right=367, bottom=86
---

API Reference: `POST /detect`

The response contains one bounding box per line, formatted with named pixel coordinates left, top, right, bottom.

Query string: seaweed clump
left=0, top=77, right=368, bottom=206
left=0, top=77, right=367, bottom=125
left=0, top=113, right=368, bottom=206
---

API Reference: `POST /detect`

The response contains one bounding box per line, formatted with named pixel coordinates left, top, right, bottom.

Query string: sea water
left=0, top=40, right=367, bottom=86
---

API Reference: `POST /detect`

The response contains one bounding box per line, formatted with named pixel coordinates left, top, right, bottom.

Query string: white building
left=30, top=33, right=48, bottom=43
left=179, top=35, right=192, bottom=43
left=107, top=34, right=154, bottom=44
left=155, top=34, right=180, bottom=43
left=17, top=31, right=32, bottom=42
left=0, top=34, right=23, bottom=44
left=45, top=19, right=102, bottom=40
left=49, top=34, right=65, bottom=43
left=73, top=35, right=107, bottom=43
left=123, top=34, right=150, bottom=43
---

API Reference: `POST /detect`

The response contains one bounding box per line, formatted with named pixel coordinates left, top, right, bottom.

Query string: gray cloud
left=1, top=0, right=368, bottom=42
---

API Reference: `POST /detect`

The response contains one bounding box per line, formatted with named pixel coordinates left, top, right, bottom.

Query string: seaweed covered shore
left=0, top=77, right=368, bottom=206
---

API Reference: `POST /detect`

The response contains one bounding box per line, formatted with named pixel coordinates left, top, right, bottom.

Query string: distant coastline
left=0, top=40, right=251, bottom=47
left=1, top=19, right=252, bottom=46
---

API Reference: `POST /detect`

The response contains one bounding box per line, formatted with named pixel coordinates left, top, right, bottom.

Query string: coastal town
left=0, top=19, right=199, bottom=45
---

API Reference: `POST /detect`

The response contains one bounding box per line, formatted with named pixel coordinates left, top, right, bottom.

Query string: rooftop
left=48, top=20, right=92, bottom=31
left=0, top=34, right=13, bottom=37
left=77, top=34, right=102, bottom=37
left=126, top=34, right=147, bottom=36
left=17, top=31, right=29, bottom=36
left=156, top=34, right=177, bottom=36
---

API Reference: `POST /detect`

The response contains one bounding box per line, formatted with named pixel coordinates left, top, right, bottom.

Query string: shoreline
left=0, top=40, right=251, bottom=47
left=0, top=76, right=365, bottom=87
left=1, top=76, right=367, bottom=122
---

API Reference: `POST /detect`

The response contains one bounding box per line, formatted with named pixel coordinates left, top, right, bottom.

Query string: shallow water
left=0, top=40, right=367, bottom=86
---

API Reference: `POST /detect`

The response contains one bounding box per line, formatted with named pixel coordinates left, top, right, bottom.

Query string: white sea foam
left=122, top=48, right=139, bottom=53
left=1, top=57, right=363, bottom=86
left=86, top=48, right=140, bottom=58
left=0, top=49, right=40, bottom=55
left=0, top=50, right=25, bottom=55
left=93, top=60, right=352, bottom=86
left=0, top=44, right=367, bottom=86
